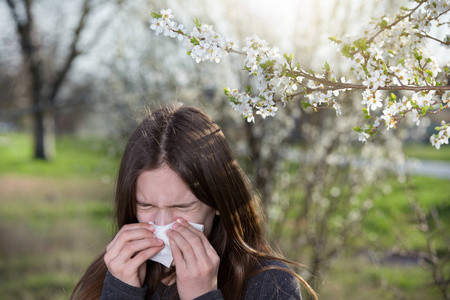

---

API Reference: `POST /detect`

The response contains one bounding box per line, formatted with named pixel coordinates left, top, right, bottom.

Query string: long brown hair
left=70, top=104, right=316, bottom=300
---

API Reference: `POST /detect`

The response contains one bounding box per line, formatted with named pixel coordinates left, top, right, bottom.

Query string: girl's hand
left=104, top=223, right=165, bottom=287
left=167, top=219, right=220, bottom=300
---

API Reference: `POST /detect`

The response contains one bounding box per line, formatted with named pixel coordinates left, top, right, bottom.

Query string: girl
left=70, top=104, right=316, bottom=300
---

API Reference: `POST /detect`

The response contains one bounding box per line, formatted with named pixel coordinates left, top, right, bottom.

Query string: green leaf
left=362, top=108, right=371, bottom=119
left=283, top=53, right=294, bottom=62
left=353, top=38, right=368, bottom=51
left=353, top=126, right=363, bottom=133
left=281, top=64, right=287, bottom=76
left=151, top=12, right=162, bottom=19
left=379, top=19, right=388, bottom=29
left=421, top=106, right=429, bottom=115
left=324, top=61, right=330, bottom=71
left=223, top=87, right=230, bottom=96
left=390, top=93, right=397, bottom=100
left=266, top=60, right=275, bottom=68
left=302, top=101, right=311, bottom=110
left=341, top=44, right=354, bottom=58
left=190, top=37, right=199, bottom=45
left=246, top=85, right=252, bottom=95
left=193, top=18, right=202, bottom=27
left=413, top=50, right=423, bottom=61
left=328, top=36, right=341, bottom=44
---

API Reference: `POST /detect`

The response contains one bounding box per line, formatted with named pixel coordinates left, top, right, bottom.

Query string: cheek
left=136, top=210, right=156, bottom=223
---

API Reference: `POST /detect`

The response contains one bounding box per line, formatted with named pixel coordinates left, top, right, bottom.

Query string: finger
left=107, top=226, right=154, bottom=254
left=106, top=238, right=164, bottom=274
left=125, top=242, right=165, bottom=271
left=167, top=228, right=198, bottom=262
left=107, top=223, right=154, bottom=252
left=169, top=233, right=185, bottom=269
left=106, top=242, right=164, bottom=286
left=113, top=238, right=164, bottom=265
left=172, top=220, right=210, bottom=258
left=106, top=230, right=157, bottom=263
left=173, top=220, right=219, bottom=266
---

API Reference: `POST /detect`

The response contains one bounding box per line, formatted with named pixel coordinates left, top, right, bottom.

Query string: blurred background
left=0, top=0, right=449, bottom=299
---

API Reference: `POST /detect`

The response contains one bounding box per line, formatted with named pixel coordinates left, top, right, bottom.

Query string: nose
left=153, top=209, right=173, bottom=226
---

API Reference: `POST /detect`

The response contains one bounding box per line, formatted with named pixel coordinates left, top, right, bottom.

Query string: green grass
left=362, top=175, right=450, bottom=250
left=0, top=176, right=113, bottom=300
left=404, top=143, right=450, bottom=162
left=0, top=134, right=119, bottom=300
left=319, top=256, right=444, bottom=300
left=0, top=133, right=120, bottom=178
left=1, top=271, right=75, bottom=300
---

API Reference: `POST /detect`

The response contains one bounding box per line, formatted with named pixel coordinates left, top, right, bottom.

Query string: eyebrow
left=135, top=200, right=197, bottom=209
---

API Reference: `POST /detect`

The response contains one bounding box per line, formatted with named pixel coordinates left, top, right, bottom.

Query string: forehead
left=136, top=166, right=196, bottom=205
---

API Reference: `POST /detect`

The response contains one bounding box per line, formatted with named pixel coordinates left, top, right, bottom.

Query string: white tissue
left=148, top=221, right=204, bottom=268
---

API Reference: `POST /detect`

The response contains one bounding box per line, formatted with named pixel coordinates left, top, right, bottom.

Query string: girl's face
left=135, top=166, right=217, bottom=238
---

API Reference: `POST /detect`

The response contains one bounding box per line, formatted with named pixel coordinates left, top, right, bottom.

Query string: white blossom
left=390, top=64, right=412, bottom=85
left=411, top=109, right=421, bottom=126
left=430, top=121, right=450, bottom=149
left=361, top=89, right=383, bottom=111
left=358, top=131, right=370, bottom=143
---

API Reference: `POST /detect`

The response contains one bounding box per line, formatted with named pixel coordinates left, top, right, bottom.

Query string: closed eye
left=136, top=200, right=155, bottom=210
left=136, top=200, right=198, bottom=211
left=173, top=202, right=197, bottom=210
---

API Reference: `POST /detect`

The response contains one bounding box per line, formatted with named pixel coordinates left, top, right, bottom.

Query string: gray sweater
left=100, top=260, right=302, bottom=300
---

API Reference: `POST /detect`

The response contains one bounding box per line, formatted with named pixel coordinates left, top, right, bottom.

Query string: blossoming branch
left=149, top=1, right=450, bottom=149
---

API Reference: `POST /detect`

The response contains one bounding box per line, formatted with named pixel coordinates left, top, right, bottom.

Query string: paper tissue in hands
left=148, top=221, right=204, bottom=268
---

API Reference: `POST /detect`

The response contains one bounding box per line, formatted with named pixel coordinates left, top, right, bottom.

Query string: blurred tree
left=3, top=0, right=119, bottom=160
left=211, top=0, right=426, bottom=296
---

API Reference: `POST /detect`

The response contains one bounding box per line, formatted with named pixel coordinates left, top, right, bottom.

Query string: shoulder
left=244, top=259, right=302, bottom=299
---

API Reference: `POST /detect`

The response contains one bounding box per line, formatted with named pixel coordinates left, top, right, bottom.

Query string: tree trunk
left=33, top=110, right=55, bottom=160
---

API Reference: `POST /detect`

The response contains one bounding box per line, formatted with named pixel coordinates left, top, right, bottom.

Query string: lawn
left=0, top=133, right=120, bottom=178
left=0, top=133, right=448, bottom=299
left=0, top=175, right=114, bottom=300
left=0, top=133, right=118, bottom=300
left=404, top=143, right=450, bottom=162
